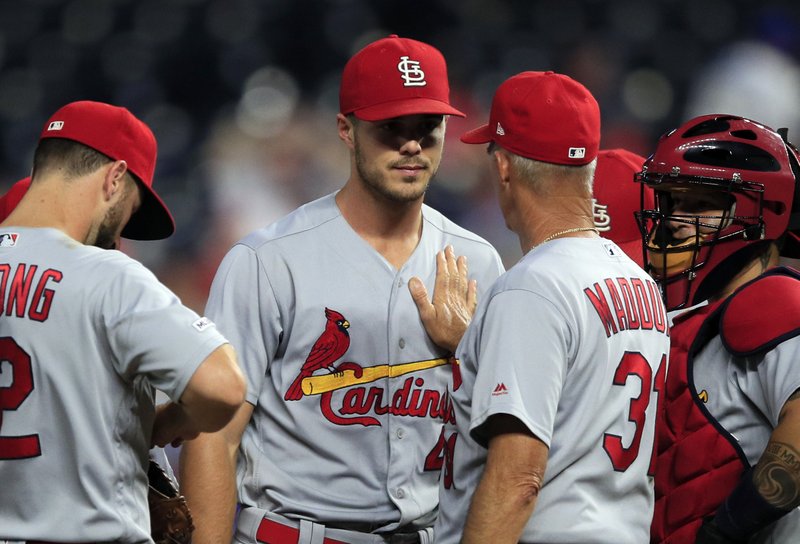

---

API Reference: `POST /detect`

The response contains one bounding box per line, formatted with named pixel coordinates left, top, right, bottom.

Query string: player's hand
left=152, top=402, right=201, bottom=448
left=409, top=245, right=477, bottom=353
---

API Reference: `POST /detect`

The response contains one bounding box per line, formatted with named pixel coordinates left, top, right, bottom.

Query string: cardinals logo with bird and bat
left=285, top=307, right=461, bottom=427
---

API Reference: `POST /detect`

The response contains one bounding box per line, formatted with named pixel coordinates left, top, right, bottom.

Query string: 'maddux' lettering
left=584, top=276, right=669, bottom=338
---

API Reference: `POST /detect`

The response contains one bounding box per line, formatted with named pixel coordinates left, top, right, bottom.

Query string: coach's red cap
left=461, top=71, right=600, bottom=165
left=40, top=100, right=175, bottom=240
left=593, top=149, right=654, bottom=267
left=340, top=34, right=465, bottom=121
left=0, top=177, right=31, bottom=222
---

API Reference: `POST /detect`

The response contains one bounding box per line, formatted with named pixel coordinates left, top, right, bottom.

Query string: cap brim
left=460, top=124, right=493, bottom=144
left=121, top=181, right=175, bottom=241
left=353, top=98, right=465, bottom=121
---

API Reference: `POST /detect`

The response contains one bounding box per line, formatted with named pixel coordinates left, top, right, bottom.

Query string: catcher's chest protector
left=651, top=301, right=745, bottom=544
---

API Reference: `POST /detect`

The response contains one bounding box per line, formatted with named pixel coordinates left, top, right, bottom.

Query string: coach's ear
left=493, top=148, right=512, bottom=188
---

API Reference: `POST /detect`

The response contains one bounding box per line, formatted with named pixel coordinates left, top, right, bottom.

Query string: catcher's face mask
left=638, top=184, right=738, bottom=309
left=635, top=114, right=799, bottom=311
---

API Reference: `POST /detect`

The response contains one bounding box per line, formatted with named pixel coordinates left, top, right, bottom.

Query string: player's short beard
left=353, top=138, right=437, bottom=203
left=94, top=195, right=127, bottom=250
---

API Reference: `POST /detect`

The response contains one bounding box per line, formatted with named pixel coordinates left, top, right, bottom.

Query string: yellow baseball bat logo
left=301, top=357, right=451, bottom=396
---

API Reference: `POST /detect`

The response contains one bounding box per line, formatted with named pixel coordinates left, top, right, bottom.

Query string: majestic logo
left=285, top=307, right=459, bottom=427
left=569, top=147, right=586, bottom=159
left=593, top=198, right=611, bottom=231
left=0, top=233, right=19, bottom=247
left=397, top=56, right=427, bottom=87
left=47, top=121, right=64, bottom=131
left=492, top=383, right=508, bottom=396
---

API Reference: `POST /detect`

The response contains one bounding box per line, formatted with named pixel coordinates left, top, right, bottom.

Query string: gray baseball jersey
left=435, top=237, right=671, bottom=544
left=693, top=334, right=800, bottom=542
left=0, top=228, right=228, bottom=543
left=205, top=192, right=504, bottom=533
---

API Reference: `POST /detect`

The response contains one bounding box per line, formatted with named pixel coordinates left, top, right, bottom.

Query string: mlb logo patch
left=192, top=316, right=214, bottom=332
left=568, top=147, right=586, bottom=159
left=47, top=121, right=64, bottom=131
left=0, top=233, right=19, bottom=247
left=602, top=241, right=619, bottom=257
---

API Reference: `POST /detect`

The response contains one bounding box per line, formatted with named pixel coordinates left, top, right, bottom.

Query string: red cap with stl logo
left=593, top=149, right=654, bottom=266
left=340, top=34, right=465, bottom=121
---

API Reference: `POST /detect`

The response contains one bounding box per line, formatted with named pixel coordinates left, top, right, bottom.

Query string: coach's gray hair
left=491, top=142, right=596, bottom=195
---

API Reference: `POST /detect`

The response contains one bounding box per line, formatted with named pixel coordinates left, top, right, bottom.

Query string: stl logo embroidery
left=0, top=233, right=19, bottom=247
left=492, top=383, right=508, bottom=396
left=47, top=121, right=64, bottom=131
left=592, top=199, right=611, bottom=232
left=397, top=56, right=427, bottom=87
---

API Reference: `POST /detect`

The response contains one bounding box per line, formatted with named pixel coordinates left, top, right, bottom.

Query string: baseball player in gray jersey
left=179, top=35, right=504, bottom=544
left=639, top=115, right=800, bottom=543
left=417, top=72, right=670, bottom=544
left=0, top=101, right=245, bottom=544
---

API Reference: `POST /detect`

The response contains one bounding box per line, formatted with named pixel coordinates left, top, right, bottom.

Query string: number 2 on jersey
left=0, top=336, right=42, bottom=459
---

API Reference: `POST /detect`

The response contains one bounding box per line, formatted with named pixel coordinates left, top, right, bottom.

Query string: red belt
left=256, top=518, right=347, bottom=544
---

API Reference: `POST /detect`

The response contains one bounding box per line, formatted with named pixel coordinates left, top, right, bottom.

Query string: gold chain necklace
left=537, top=226, right=599, bottom=248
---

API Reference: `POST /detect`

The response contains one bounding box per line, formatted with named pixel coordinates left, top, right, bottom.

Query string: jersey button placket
left=387, top=270, right=420, bottom=522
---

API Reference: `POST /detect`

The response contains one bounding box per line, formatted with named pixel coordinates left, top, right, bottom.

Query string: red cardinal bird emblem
left=284, top=307, right=351, bottom=401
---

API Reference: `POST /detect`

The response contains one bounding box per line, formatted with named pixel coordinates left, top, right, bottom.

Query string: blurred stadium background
left=1, top=0, right=799, bottom=313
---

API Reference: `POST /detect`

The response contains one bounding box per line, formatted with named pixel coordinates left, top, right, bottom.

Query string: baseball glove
left=148, top=459, right=194, bottom=544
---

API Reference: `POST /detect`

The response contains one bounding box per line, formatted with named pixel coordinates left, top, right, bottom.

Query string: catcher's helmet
left=635, top=114, right=800, bottom=311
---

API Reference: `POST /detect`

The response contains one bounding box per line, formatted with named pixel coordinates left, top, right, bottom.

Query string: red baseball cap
left=40, top=100, right=175, bottom=240
left=0, top=177, right=31, bottom=222
left=461, top=71, right=600, bottom=166
left=593, top=149, right=654, bottom=267
left=340, top=34, right=465, bottom=121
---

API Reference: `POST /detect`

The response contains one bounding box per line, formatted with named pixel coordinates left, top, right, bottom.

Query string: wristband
left=714, top=468, right=789, bottom=538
